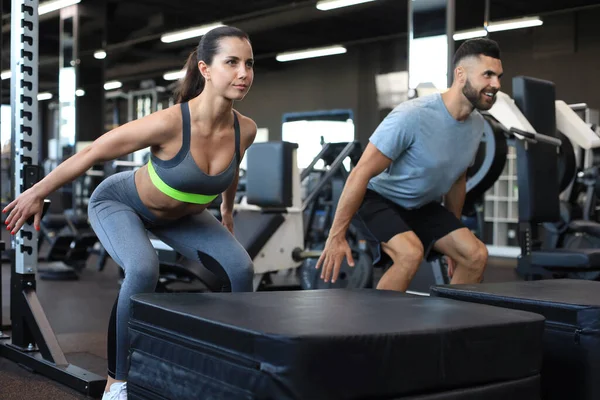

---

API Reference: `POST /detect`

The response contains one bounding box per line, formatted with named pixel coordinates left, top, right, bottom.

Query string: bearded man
left=316, top=38, right=503, bottom=291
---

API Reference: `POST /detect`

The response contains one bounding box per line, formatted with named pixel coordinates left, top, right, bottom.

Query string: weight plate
left=300, top=250, right=373, bottom=290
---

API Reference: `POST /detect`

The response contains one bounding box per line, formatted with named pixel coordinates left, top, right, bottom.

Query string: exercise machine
left=0, top=1, right=105, bottom=396
left=36, top=208, right=98, bottom=280
left=512, top=76, right=600, bottom=281
left=486, top=86, right=600, bottom=280
left=296, top=142, right=373, bottom=289
left=543, top=100, right=600, bottom=249
left=553, top=102, right=600, bottom=225
left=233, top=141, right=374, bottom=291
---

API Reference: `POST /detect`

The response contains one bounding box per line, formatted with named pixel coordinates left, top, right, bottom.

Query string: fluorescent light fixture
left=75, top=89, right=85, bottom=96
left=487, top=16, right=543, bottom=33
left=163, top=70, right=186, bottom=81
left=1, top=70, right=10, bottom=80
left=38, top=0, right=81, bottom=16
left=161, top=22, right=224, bottom=43
left=94, top=50, right=106, bottom=60
left=38, top=92, right=53, bottom=101
left=104, top=81, right=122, bottom=91
left=276, top=45, right=347, bottom=62
left=453, top=29, right=488, bottom=41
left=316, top=0, right=376, bottom=11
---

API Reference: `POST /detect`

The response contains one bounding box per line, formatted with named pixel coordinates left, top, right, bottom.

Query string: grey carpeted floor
left=1, top=230, right=523, bottom=399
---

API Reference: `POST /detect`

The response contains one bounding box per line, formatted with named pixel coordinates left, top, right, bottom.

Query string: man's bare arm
left=328, top=143, right=394, bottom=239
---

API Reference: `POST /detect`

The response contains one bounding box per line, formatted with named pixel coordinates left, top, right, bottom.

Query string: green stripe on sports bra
left=147, top=160, right=218, bottom=205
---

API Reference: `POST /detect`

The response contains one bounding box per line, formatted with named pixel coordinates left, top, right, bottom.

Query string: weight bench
left=233, top=142, right=304, bottom=290
left=233, top=211, right=285, bottom=262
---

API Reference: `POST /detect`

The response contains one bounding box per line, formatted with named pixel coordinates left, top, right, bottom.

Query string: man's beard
left=462, top=78, right=496, bottom=111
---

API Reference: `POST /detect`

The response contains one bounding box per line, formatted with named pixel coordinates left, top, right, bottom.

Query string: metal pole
left=11, top=0, right=40, bottom=276
left=484, top=0, right=490, bottom=31
left=0, top=0, right=5, bottom=335
left=446, top=0, right=455, bottom=89
left=302, top=142, right=357, bottom=211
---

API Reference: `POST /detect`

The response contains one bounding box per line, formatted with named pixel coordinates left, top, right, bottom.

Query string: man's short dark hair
left=452, top=38, right=501, bottom=68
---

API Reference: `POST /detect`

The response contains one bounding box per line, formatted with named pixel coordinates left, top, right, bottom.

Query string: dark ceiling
left=1, top=0, right=599, bottom=96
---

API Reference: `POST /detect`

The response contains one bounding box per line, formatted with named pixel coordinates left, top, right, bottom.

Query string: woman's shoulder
left=146, top=103, right=183, bottom=127
left=233, top=110, right=258, bottom=144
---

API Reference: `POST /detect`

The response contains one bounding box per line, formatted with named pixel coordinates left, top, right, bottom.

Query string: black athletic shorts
left=353, top=189, right=465, bottom=263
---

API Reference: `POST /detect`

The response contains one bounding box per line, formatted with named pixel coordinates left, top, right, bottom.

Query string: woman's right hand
left=2, top=187, right=45, bottom=234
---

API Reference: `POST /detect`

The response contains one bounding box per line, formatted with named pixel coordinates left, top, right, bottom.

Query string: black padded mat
left=129, top=290, right=544, bottom=399
left=430, top=279, right=600, bottom=326
left=431, top=279, right=600, bottom=400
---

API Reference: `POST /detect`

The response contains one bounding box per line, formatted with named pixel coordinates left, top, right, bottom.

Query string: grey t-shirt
left=367, top=93, right=484, bottom=209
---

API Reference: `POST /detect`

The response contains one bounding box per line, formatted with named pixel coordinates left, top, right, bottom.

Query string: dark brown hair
left=452, top=38, right=501, bottom=68
left=174, top=25, right=251, bottom=103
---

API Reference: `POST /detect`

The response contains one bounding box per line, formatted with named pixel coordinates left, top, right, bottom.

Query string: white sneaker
left=101, top=382, right=128, bottom=400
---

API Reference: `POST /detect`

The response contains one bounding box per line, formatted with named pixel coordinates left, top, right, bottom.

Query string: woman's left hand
left=221, top=210, right=234, bottom=234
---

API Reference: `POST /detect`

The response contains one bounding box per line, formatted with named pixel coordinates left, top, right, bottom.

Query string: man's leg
left=401, top=201, right=488, bottom=285
left=433, top=227, right=488, bottom=284
left=355, top=190, right=423, bottom=292
left=377, top=232, right=424, bottom=291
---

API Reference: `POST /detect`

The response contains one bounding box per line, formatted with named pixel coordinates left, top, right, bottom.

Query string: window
left=408, top=34, right=448, bottom=91
left=282, top=110, right=355, bottom=169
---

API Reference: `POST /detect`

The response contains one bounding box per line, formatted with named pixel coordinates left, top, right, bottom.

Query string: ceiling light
left=38, top=0, right=81, bottom=16
left=276, top=45, right=347, bottom=62
left=161, top=22, right=225, bottom=43
left=163, top=70, right=186, bottom=81
left=94, top=50, right=106, bottom=60
left=453, top=29, right=488, bottom=41
left=316, top=0, right=376, bottom=11
left=487, top=16, right=543, bottom=33
left=104, top=81, right=122, bottom=91
left=75, top=89, right=85, bottom=96
left=1, top=70, right=10, bottom=80
left=38, top=92, right=53, bottom=101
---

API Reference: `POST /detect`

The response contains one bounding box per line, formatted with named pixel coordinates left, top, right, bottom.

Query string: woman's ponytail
left=174, top=49, right=205, bottom=103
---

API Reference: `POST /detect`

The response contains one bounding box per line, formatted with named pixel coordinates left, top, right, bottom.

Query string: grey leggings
left=88, top=171, right=254, bottom=380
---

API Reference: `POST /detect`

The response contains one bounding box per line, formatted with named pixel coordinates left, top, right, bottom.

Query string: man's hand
left=221, top=210, right=234, bottom=234
left=315, top=236, right=355, bottom=283
left=313, top=142, right=393, bottom=283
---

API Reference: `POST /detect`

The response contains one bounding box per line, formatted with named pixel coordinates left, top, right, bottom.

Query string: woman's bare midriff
left=133, top=165, right=211, bottom=220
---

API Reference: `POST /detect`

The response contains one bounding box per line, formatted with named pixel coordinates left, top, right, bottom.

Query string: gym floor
left=0, top=233, right=522, bottom=399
